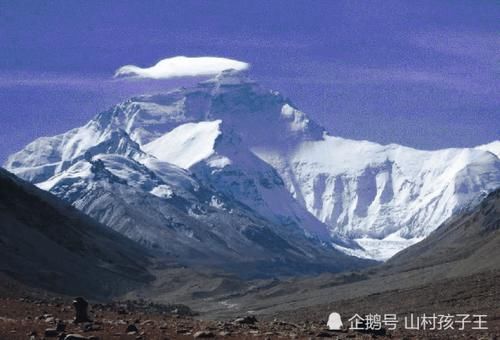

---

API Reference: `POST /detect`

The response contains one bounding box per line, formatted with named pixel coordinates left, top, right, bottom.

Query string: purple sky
left=0, top=1, right=499, bottom=164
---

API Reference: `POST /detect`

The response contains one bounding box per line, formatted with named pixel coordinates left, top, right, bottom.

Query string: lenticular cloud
left=114, top=56, right=249, bottom=80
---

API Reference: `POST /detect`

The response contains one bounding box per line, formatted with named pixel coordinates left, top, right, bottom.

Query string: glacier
left=5, top=69, right=500, bottom=261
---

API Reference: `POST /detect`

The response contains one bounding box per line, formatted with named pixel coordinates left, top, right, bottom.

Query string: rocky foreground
left=0, top=294, right=498, bottom=340
left=0, top=296, right=370, bottom=340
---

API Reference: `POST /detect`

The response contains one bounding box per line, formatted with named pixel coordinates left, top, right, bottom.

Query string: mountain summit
left=5, top=71, right=500, bottom=261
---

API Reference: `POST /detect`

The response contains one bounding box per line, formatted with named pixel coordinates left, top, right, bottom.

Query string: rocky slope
left=385, top=187, right=500, bottom=275
left=0, top=168, right=153, bottom=298
left=268, top=187, right=500, bottom=337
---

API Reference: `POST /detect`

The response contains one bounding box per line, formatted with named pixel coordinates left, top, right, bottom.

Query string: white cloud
left=114, top=56, right=249, bottom=80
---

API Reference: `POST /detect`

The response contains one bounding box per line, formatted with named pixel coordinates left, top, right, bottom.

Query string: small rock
left=44, top=328, right=59, bottom=337
left=234, top=316, right=258, bottom=325
left=194, top=330, right=215, bottom=338
left=126, top=324, right=139, bottom=333
left=316, top=331, right=334, bottom=337
left=80, top=322, right=95, bottom=332
left=56, top=320, right=66, bottom=332
left=64, top=335, right=88, bottom=340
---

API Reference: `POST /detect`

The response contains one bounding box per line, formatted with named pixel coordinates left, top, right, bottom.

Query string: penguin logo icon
left=327, top=312, right=343, bottom=330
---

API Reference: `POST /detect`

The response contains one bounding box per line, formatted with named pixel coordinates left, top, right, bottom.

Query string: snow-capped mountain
left=8, top=132, right=366, bottom=275
left=5, top=70, right=500, bottom=261
left=256, top=137, right=500, bottom=259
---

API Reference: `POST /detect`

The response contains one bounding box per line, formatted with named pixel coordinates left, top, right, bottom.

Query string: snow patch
left=209, top=196, right=225, bottom=209
left=476, top=141, right=500, bottom=158
left=143, top=120, right=222, bottom=169
left=150, top=184, right=174, bottom=199
left=206, top=155, right=232, bottom=169
left=281, top=104, right=310, bottom=132
left=334, top=233, right=424, bottom=261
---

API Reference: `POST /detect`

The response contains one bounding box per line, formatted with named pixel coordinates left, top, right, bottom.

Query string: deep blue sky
left=0, top=1, right=498, bottom=164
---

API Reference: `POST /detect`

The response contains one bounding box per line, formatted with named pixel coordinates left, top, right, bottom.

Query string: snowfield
left=144, top=120, right=222, bottom=168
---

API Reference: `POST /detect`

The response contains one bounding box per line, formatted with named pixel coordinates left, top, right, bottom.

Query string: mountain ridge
left=5, top=70, right=500, bottom=261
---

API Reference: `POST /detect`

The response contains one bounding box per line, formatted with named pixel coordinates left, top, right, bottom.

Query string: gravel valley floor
left=0, top=269, right=499, bottom=339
